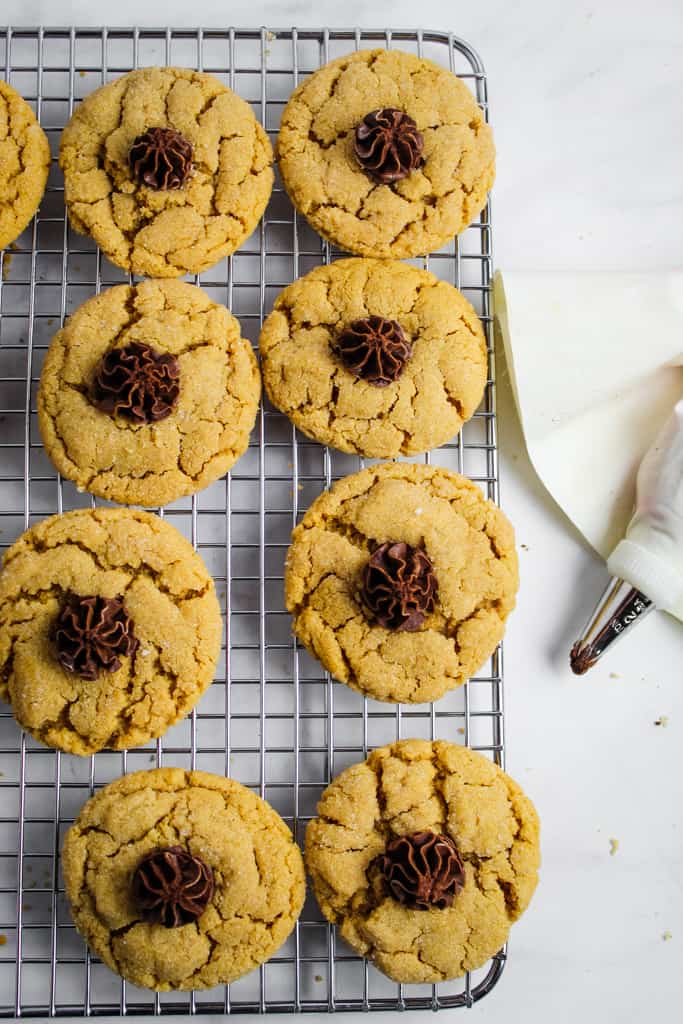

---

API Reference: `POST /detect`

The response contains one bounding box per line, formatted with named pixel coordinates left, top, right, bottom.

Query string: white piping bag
left=570, top=398, right=683, bottom=673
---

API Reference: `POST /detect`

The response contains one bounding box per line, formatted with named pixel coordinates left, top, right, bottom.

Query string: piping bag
left=570, top=399, right=683, bottom=673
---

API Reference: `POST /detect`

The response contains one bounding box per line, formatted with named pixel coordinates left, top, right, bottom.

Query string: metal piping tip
left=570, top=576, right=654, bottom=676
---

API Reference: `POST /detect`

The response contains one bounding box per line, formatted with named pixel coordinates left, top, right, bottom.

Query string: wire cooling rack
left=0, top=25, right=503, bottom=1017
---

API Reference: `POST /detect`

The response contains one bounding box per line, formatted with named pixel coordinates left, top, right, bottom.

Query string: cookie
left=37, top=279, right=261, bottom=507
left=285, top=462, right=518, bottom=703
left=259, top=258, right=487, bottom=457
left=0, top=508, right=222, bottom=754
left=277, top=50, right=494, bottom=258
left=0, top=79, right=51, bottom=250
left=59, top=67, right=273, bottom=277
left=62, top=768, right=306, bottom=990
left=306, top=738, right=540, bottom=983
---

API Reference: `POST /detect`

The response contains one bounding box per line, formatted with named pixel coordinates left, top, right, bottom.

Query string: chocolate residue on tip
left=569, top=642, right=597, bottom=675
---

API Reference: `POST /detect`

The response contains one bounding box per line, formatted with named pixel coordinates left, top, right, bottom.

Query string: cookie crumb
left=663, top=930, right=673, bottom=941
left=520, top=543, right=529, bottom=551
left=266, top=30, right=276, bottom=41
left=1, top=243, right=18, bottom=280
left=0, top=935, right=6, bottom=946
left=609, top=838, right=619, bottom=856
left=314, top=974, right=323, bottom=982
left=457, top=726, right=465, bottom=735
left=609, top=672, right=620, bottom=679
left=654, top=716, right=669, bottom=728
left=79, top=70, right=87, bottom=77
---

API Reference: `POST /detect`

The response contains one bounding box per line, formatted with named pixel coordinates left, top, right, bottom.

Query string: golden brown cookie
left=60, top=67, right=273, bottom=276
left=0, top=79, right=51, bottom=250
left=277, top=50, right=494, bottom=258
left=306, top=739, right=540, bottom=983
left=37, top=279, right=260, bottom=507
left=62, top=768, right=306, bottom=990
left=0, top=509, right=222, bottom=754
left=285, top=462, right=518, bottom=703
left=259, top=258, right=487, bottom=457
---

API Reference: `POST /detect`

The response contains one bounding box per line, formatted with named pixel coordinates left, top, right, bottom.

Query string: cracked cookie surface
left=0, top=79, right=51, bottom=250
left=277, top=50, right=495, bottom=258
left=38, top=279, right=261, bottom=507
left=260, top=258, right=487, bottom=457
left=60, top=67, right=273, bottom=276
left=62, top=768, right=306, bottom=990
left=306, top=739, right=540, bottom=982
left=0, top=508, right=222, bottom=754
left=285, top=462, right=518, bottom=703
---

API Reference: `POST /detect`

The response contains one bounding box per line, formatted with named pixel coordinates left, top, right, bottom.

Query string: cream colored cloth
left=493, top=270, right=683, bottom=560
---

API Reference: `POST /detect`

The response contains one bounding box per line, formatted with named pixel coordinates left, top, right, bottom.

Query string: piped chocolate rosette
left=129, top=126, right=194, bottom=191
left=132, top=846, right=215, bottom=928
left=92, top=342, right=180, bottom=424
left=54, top=594, right=138, bottom=681
left=332, top=317, right=413, bottom=387
left=369, top=831, right=466, bottom=911
left=353, top=108, right=424, bottom=184
left=361, top=541, right=438, bottom=632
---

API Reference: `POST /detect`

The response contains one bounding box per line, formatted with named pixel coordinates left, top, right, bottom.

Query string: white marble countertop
left=3, top=1, right=683, bottom=1022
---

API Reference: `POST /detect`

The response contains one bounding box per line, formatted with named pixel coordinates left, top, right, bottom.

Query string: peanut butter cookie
left=260, top=258, right=487, bottom=457
left=306, top=739, right=540, bottom=983
left=0, top=508, right=222, bottom=754
left=60, top=67, right=273, bottom=276
left=38, top=279, right=260, bottom=507
left=62, top=768, right=306, bottom=990
left=285, top=462, right=518, bottom=703
left=277, top=50, right=494, bottom=258
left=0, top=79, right=51, bottom=250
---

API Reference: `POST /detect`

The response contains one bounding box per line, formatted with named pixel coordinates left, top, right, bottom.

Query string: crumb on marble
left=663, top=931, right=673, bottom=941
left=609, top=672, right=620, bottom=679
left=609, top=838, right=619, bottom=856
left=654, top=716, right=669, bottom=728
left=0, top=935, right=6, bottom=946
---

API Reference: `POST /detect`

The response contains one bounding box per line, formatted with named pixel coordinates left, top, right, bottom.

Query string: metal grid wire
left=0, top=26, right=503, bottom=1016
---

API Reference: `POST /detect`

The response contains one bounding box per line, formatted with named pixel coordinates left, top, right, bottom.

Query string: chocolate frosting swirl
left=372, top=831, right=465, bottom=910
left=132, top=846, right=215, bottom=928
left=333, top=316, right=412, bottom=386
left=54, top=594, right=138, bottom=680
left=129, top=126, right=194, bottom=190
left=93, top=342, right=180, bottom=423
left=361, top=541, right=437, bottom=631
left=354, top=108, right=424, bottom=184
